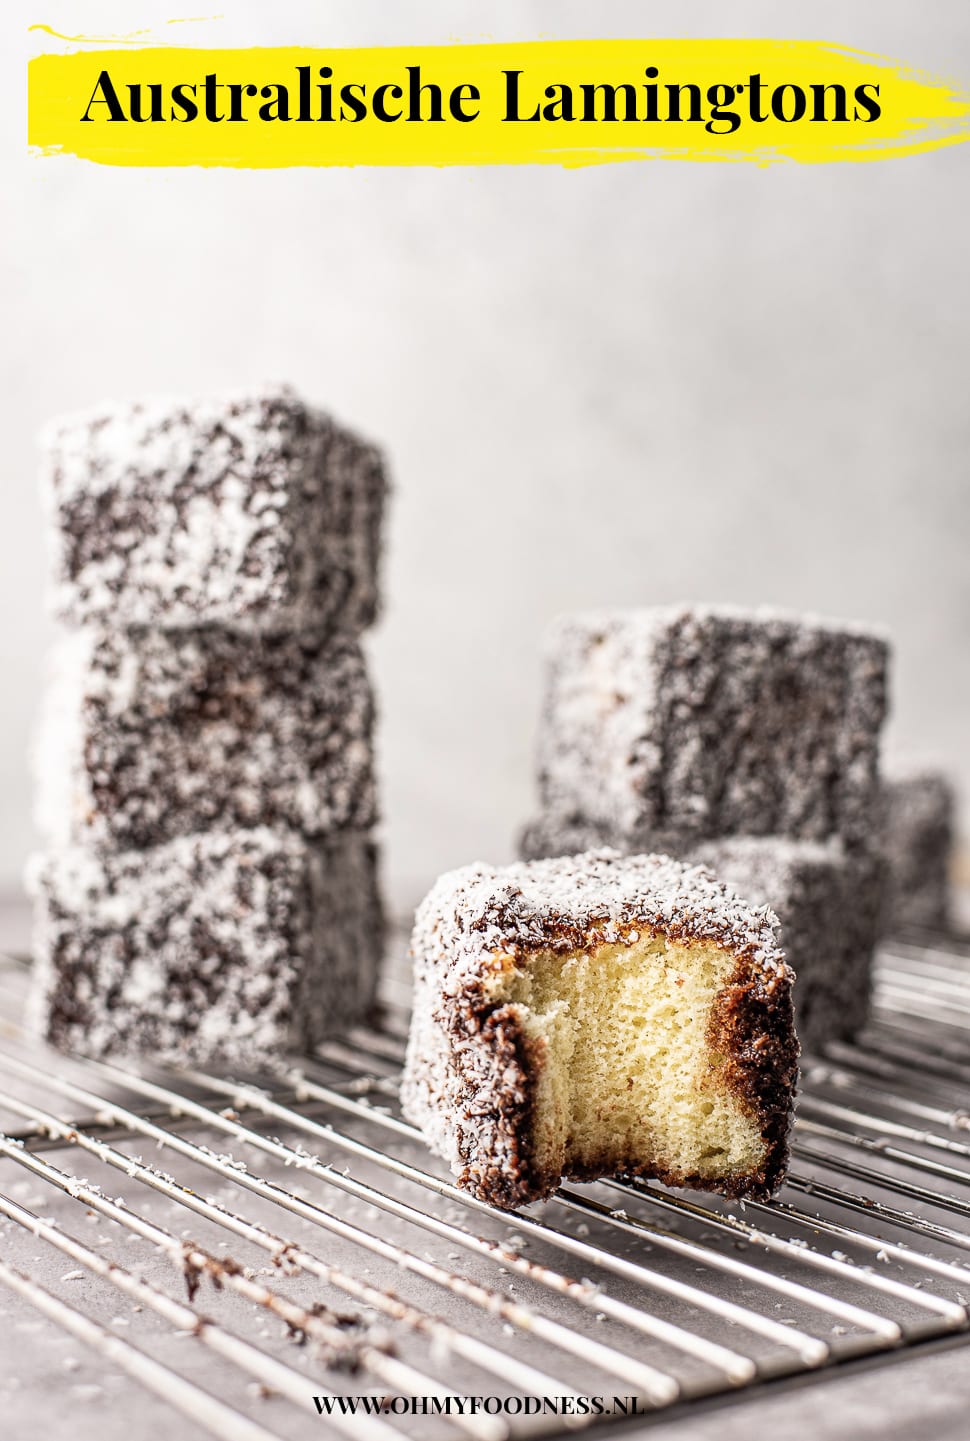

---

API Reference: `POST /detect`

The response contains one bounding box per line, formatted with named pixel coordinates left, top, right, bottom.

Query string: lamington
left=34, top=627, right=377, bottom=850
left=537, top=606, right=889, bottom=849
left=519, top=822, right=884, bottom=1055
left=520, top=813, right=620, bottom=863
left=28, top=828, right=383, bottom=1065
left=402, top=850, right=797, bottom=1209
left=41, top=385, right=387, bottom=634
left=691, top=838, right=884, bottom=1055
left=880, top=767, right=955, bottom=933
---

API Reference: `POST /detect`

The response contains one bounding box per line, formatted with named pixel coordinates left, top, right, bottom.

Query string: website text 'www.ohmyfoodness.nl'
left=312, top=1393, right=648, bottom=1418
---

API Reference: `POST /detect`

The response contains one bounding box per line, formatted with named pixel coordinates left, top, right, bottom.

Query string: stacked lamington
left=519, top=605, right=890, bottom=1053
left=28, top=386, right=387, bottom=1065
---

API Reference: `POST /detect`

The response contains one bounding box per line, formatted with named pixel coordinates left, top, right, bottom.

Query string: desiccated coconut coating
left=27, top=827, right=384, bottom=1066
left=401, top=849, right=797, bottom=1209
left=880, top=767, right=954, bottom=932
left=41, top=384, right=387, bottom=634
left=537, top=606, right=889, bottom=849
left=34, top=627, right=377, bottom=851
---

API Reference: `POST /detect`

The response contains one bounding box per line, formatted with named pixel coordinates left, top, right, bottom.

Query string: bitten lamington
left=537, top=606, right=888, bottom=849
left=35, top=627, right=377, bottom=851
left=28, top=828, right=383, bottom=1065
left=41, top=385, right=386, bottom=634
left=402, top=850, right=797, bottom=1209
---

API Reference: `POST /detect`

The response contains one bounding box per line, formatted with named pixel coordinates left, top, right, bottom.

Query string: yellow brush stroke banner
left=27, top=38, right=970, bottom=167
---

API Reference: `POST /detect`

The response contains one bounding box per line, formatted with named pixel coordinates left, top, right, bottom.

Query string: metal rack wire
left=1, top=933, right=969, bottom=1439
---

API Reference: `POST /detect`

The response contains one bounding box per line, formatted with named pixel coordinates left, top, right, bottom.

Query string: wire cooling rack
left=1, top=932, right=970, bottom=1440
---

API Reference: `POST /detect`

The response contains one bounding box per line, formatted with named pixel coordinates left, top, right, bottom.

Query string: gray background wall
left=3, top=0, right=968, bottom=912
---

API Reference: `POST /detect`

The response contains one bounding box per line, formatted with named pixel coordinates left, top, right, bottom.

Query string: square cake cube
left=537, top=606, right=888, bottom=848
left=402, top=850, right=797, bottom=1208
left=519, top=819, right=883, bottom=1054
left=690, top=837, right=884, bottom=1054
left=41, top=385, right=386, bottom=633
left=27, top=828, right=383, bottom=1064
left=34, top=627, right=377, bottom=850
left=519, top=812, right=691, bottom=863
left=519, top=812, right=612, bottom=862
left=880, top=767, right=954, bottom=932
